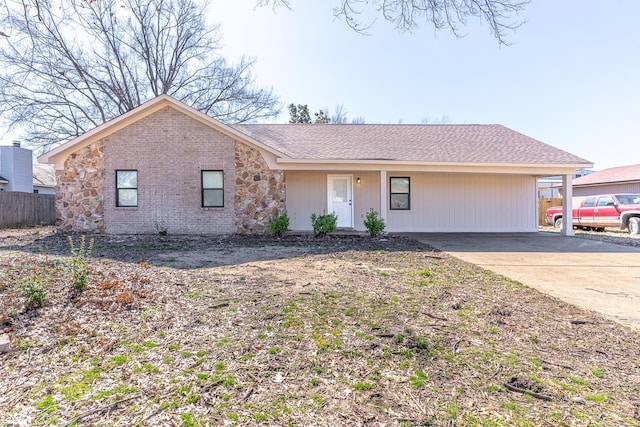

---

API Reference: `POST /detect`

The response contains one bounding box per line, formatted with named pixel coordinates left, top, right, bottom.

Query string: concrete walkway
left=411, top=232, right=640, bottom=330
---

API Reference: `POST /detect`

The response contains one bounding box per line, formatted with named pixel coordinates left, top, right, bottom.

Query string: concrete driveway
left=411, top=232, right=640, bottom=330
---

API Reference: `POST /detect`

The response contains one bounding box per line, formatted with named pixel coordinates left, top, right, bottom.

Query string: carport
left=413, top=232, right=640, bottom=329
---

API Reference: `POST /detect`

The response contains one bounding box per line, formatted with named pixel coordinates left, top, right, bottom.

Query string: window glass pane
left=117, top=170, right=137, bottom=189
left=391, top=194, right=409, bottom=210
left=203, top=189, right=223, bottom=207
left=390, top=177, right=409, bottom=193
left=597, top=197, right=613, bottom=206
left=203, top=171, right=223, bottom=189
left=583, top=197, right=596, bottom=207
left=118, top=189, right=138, bottom=206
left=332, top=179, right=347, bottom=203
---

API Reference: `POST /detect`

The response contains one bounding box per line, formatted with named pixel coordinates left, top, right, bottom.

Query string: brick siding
left=55, top=106, right=286, bottom=235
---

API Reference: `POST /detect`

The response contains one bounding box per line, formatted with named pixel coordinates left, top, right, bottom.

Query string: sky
left=207, top=0, right=640, bottom=171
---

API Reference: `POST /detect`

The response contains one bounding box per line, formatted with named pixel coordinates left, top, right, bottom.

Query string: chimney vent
left=12, top=140, right=21, bottom=148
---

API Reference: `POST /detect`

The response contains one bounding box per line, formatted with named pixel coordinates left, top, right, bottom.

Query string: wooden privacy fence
left=538, top=198, right=562, bottom=226
left=0, top=192, right=56, bottom=228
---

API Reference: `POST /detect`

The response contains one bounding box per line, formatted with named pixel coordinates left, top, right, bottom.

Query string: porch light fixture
left=356, top=177, right=361, bottom=184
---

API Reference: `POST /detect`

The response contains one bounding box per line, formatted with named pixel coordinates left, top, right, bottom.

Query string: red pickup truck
left=546, top=194, right=640, bottom=235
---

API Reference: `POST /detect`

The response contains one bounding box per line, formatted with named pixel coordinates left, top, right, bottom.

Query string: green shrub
left=268, top=212, right=290, bottom=237
left=20, top=273, right=47, bottom=307
left=69, top=235, right=94, bottom=293
left=310, top=212, right=337, bottom=237
left=363, top=209, right=386, bottom=236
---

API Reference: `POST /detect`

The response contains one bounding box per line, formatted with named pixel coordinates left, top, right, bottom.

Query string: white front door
left=327, top=175, right=353, bottom=228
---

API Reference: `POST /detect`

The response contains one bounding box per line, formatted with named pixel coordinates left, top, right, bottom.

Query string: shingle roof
left=231, top=124, right=590, bottom=165
left=32, top=163, right=56, bottom=187
left=572, top=164, right=640, bottom=186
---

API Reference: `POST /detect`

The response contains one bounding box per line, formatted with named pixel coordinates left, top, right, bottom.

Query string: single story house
left=556, top=164, right=640, bottom=198
left=38, top=95, right=591, bottom=235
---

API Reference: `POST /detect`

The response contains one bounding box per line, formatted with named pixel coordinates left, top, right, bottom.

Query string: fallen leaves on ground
left=1, top=227, right=639, bottom=426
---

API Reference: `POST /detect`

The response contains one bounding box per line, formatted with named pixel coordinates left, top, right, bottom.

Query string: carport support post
left=562, top=174, right=574, bottom=236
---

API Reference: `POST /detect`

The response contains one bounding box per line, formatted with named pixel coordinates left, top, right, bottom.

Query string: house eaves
left=273, top=158, right=590, bottom=176
left=0, top=175, right=8, bottom=184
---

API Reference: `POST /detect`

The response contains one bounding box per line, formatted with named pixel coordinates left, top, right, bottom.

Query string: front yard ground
left=1, top=227, right=639, bottom=426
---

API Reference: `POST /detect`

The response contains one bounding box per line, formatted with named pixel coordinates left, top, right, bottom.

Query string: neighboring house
left=0, top=142, right=57, bottom=194
left=537, top=168, right=595, bottom=198
left=555, top=164, right=640, bottom=198
left=0, top=142, right=33, bottom=193
left=32, top=163, right=57, bottom=195
left=37, top=95, right=591, bottom=235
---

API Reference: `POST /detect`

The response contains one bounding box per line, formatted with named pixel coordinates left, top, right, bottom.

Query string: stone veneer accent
left=55, top=141, right=105, bottom=232
left=234, top=142, right=286, bottom=234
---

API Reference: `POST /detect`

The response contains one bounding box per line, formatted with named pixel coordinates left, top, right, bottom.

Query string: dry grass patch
left=1, top=227, right=639, bottom=426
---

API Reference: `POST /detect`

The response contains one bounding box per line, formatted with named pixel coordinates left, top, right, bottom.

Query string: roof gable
left=38, top=95, right=285, bottom=169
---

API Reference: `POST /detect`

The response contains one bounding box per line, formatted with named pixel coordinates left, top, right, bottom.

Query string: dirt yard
left=1, top=227, right=639, bottom=426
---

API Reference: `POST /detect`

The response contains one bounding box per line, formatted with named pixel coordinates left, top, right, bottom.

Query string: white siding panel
left=287, top=171, right=381, bottom=231
left=286, top=171, right=327, bottom=230
left=352, top=172, right=382, bottom=230
left=386, top=173, right=537, bottom=232
left=287, top=171, right=537, bottom=232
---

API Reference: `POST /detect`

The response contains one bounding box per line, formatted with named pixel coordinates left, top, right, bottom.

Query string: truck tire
left=629, top=217, right=640, bottom=235
left=554, top=217, right=563, bottom=230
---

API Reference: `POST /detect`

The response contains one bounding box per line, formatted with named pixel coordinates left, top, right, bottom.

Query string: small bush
left=20, top=273, right=47, bottom=308
left=69, top=235, right=94, bottom=293
left=268, top=212, right=290, bottom=237
left=310, top=212, right=337, bottom=237
left=363, top=209, right=385, bottom=236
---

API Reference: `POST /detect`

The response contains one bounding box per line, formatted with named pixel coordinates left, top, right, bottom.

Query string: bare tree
left=330, top=104, right=366, bottom=124
left=331, top=104, right=348, bottom=124
left=421, top=115, right=451, bottom=124
left=257, top=0, right=529, bottom=45
left=0, top=0, right=280, bottom=151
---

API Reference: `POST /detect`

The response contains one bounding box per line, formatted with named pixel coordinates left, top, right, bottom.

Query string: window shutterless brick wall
left=102, top=107, right=237, bottom=235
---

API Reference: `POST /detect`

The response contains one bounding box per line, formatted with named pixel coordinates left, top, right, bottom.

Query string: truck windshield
left=616, top=195, right=640, bottom=205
